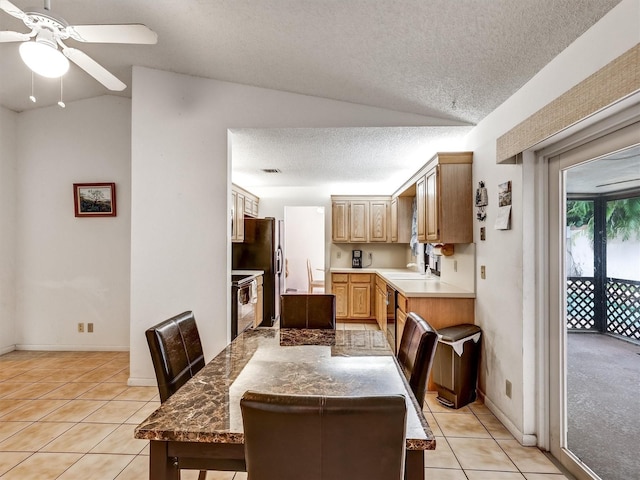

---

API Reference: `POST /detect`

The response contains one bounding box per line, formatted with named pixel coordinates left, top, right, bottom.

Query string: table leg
left=405, top=449, right=424, bottom=480
left=149, top=441, right=179, bottom=480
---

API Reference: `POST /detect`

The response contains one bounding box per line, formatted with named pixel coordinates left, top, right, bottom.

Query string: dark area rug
left=567, top=332, right=640, bottom=480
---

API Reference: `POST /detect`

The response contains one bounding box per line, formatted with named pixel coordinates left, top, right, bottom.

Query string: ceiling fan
left=0, top=0, right=157, bottom=91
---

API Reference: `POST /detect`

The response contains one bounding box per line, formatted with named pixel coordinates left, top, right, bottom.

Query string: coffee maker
left=352, top=249, right=362, bottom=268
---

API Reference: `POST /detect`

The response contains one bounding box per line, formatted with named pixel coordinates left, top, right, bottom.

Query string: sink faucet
left=406, top=262, right=425, bottom=274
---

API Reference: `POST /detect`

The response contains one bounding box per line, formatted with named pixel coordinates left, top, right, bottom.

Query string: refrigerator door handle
left=275, top=248, right=283, bottom=275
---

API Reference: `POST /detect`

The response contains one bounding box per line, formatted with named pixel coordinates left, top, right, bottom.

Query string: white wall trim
left=15, top=344, right=129, bottom=352
left=480, top=389, right=538, bottom=446
left=128, top=378, right=157, bottom=387
left=0, top=345, right=15, bottom=356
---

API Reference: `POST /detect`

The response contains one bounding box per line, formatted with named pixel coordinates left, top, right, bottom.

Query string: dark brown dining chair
left=146, top=311, right=209, bottom=480
left=240, top=391, right=407, bottom=480
left=146, top=310, right=206, bottom=403
left=280, top=293, right=336, bottom=329
left=397, top=312, right=439, bottom=407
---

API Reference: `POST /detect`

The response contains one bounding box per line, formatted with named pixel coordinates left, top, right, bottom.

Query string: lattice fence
left=606, top=278, right=640, bottom=340
left=567, top=277, right=595, bottom=330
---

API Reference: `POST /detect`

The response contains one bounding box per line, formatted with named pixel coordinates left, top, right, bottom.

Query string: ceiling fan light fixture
left=19, top=39, right=69, bottom=78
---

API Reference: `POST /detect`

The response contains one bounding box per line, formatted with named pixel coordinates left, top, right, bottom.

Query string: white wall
left=0, top=106, right=17, bottom=354
left=129, top=70, right=454, bottom=384
left=464, top=0, right=639, bottom=442
left=14, top=96, right=131, bottom=350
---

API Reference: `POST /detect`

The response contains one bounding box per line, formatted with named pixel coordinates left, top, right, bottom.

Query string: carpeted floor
left=567, top=332, right=640, bottom=480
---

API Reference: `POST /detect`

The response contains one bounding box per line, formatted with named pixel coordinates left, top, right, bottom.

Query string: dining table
left=134, top=327, right=436, bottom=480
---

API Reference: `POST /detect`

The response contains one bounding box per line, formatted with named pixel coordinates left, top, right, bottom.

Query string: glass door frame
left=545, top=120, right=640, bottom=480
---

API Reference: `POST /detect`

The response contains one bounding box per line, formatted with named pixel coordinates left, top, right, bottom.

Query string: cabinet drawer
left=332, top=273, right=349, bottom=283
left=350, top=273, right=372, bottom=283
left=375, top=275, right=386, bottom=290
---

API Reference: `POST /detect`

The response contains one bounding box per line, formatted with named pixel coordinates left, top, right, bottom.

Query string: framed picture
left=73, top=183, right=116, bottom=217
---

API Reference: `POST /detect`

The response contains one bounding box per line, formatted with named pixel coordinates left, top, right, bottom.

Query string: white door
left=283, top=206, right=325, bottom=293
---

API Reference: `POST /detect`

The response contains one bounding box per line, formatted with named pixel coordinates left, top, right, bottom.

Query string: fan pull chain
left=29, top=71, right=36, bottom=103
left=58, top=77, right=65, bottom=108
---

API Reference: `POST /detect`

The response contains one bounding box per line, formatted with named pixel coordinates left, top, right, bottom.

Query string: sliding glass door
left=548, top=124, right=640, bottom=480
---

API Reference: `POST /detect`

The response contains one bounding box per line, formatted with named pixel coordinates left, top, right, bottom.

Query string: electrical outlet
left=368, top=252, right=372, bottom=260
left=506, top=380, right=512, bottom=398
left=336, top=251, right=341, bottom=259
left=78, top=323, right=84, bottom=333
left=480, top=265, right=486, bottom=279
left=87, top=323, right=94, bottom=333
left=453, top=260, right=458, bottom=272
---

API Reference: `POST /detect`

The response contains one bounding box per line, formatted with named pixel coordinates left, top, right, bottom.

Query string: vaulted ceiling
left=1, top=0, right=623, bottom=193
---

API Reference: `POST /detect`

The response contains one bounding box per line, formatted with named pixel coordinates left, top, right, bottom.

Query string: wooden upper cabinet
left=231, top=184, right=259, bottom=243
left=332, top=200, right=350, bottom=242
left=231, top=190, right=245, bottom=243
left=425, top=167, right=439, bottom=242
left=416, top=152, right=472, bottom=244
left=331, top=196, right=388, bottom=243
left=391, top=198, right=398, bottom=242
left=391, top=196, right=412, bottom=243
left=349, top=200, right=369, bottom=243
left=416, top=176, right=426, bottom=242
left=369, top=200, right=388, bottom=242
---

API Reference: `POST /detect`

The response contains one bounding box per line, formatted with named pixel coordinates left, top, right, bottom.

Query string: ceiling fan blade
left=0, top=0, right=28, bottom=21
left=66, top=24, right=157, bottom=44
left=0, top=30, right=30, bottom=42
left=62, top=47, right=126, bottom=91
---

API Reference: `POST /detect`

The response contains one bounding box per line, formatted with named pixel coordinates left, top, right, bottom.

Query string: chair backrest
left=145, top=311, right=205, bottom=403
left=241, top=391, right=406, bottom=480
left=397, top=312, right=439, bottom=407
left=280, top=293, right=336, bottom=329
left=307, top=258, right=312, bottom=283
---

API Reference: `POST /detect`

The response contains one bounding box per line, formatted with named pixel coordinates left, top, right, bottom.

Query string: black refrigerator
left=232, top=217, right=284, bottom=326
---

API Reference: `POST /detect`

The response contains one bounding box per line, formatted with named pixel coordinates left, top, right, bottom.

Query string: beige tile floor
left=0, top=322, right=570, bottom=479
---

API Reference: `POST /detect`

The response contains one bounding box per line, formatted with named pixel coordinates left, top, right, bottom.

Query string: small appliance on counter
left=352, top=249, right=362, bottom=268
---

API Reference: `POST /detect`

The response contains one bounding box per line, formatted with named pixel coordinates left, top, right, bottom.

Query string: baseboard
left=128, top=377, right=157, bottom=387
left=0, top=344, right=16, bottom=355
left=15, top=344, right=129, bottom=352
left=478, top=389, right=538, bottom=446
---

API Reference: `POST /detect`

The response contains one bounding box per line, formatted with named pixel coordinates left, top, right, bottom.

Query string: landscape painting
left=73, top=183, right=116, bottom=217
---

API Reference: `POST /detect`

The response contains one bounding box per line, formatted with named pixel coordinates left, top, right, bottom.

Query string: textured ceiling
left=0, top=0, right=623, bottom=193
left=231, top=126, right=473, bottom=194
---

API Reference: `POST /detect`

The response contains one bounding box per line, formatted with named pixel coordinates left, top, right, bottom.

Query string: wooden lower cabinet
left=375, top=276, right=387, bottom=331
left=331, top=273, right=374, bottom=320
left=254, top=275, right=264, bottom=328
left=396, top=293, right=474, bottom=391
left=332, top=273, right=349, bottom=318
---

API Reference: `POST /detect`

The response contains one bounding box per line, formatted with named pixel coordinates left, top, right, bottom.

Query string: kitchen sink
left=384, top=272, right=434, bottom=280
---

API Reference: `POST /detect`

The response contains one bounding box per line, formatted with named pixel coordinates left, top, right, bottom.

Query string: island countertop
left=330, top=267, right=475, bottom=298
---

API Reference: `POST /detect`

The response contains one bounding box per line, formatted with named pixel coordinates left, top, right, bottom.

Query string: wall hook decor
left=475, top=181, right=488, bottom=221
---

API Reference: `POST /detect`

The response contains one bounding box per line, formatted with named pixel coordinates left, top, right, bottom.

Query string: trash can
left=432, top=323, right=481, bottom=409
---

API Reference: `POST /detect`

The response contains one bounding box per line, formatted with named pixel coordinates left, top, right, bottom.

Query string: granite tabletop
left=135, top=328, right=436, bottom=451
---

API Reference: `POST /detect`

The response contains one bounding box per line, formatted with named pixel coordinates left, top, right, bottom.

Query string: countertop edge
left=329, top=267, right=475, bottom=299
